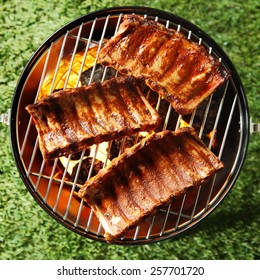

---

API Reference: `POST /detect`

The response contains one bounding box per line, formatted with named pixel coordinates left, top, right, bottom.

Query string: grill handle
left=250, top=119, right=260, bottom=133
left=0, top=109, right=11, bottom=126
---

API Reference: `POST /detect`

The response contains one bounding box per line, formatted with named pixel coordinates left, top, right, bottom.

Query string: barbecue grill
left=1, top=7, right=258, bottom=244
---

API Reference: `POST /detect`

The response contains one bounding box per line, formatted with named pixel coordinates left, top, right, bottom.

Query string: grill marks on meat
left=99, top=15, right=228, bottom=115
left=26, top=76, right=161, bottom=161
left=78, top=127, right=224, bottom=242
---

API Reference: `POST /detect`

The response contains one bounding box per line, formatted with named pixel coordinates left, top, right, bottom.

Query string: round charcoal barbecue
left=2, top=7, right=257, bottom=244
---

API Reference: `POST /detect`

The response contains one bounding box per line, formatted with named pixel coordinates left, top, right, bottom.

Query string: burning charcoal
left=80, top=64, right=117, bottom=85
left=109, top=135, right=140, bottom=160
left=192, top=95, right=221, bottom=134
left=70, top=158, right=103, bottom=185
left=52, top=88, right=63, bottom=93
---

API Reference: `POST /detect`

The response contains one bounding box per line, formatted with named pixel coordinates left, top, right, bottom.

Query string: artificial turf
left=0, top=0, right=259, bottom=260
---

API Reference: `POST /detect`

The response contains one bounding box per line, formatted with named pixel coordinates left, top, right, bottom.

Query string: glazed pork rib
left=78, top=127, right=224, bottom=242
left=26, top=76, right=161, bottom=161
left=99, top=15, right=228, bottom=115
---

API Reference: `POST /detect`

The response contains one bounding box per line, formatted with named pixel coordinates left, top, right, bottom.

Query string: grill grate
left=14, top=10, right=248, bottom=244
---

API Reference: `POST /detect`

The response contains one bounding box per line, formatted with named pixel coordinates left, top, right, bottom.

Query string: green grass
left=0, top=0, right=259, bottom=260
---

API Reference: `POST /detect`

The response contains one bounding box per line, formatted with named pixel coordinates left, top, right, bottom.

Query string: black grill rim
left=10, top=6, right=250, bottom=245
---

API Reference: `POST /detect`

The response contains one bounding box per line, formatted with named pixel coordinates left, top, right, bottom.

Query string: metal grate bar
left=190, top=185, right=202, bottom=220
left=146, top=215, right=156, bottom=239
left=97, top=222, right=103, bottom=236
left=133, top=226, right=141, bottom=240
left=154, top=20, right=170, bottom=117
left=30, top=170, right=80, bottom=189
left=26, top=135, right=39, bottom=177
left=160, top=203, right=172, bottom=236
left=199, top=95, right=213, bottom=138
left=155, top=96, right=162, bottom=111
left=175, top=114, right=182, bottom=130
left=63, top=24, right=84, bottom=89
left=75, top=19, right=97, bottom=87
left=20, top=43, right=54, bottom=157
left=205, top=85, right=238, bottom=210
left=163, top=105, right=173, bottom=130
left=44, top=158, right=59, bottom=202
left=189, top=109, right=197, bottom=127
left=48, top=31, right=70, bottom=94
left=174, top=194, right=187, bottom=230
left=35, top=160, right=46, bottom=191
left=53, top=155, right=72, bottom=212
left=85, top=205, right=94, bottom=232
left=188, top=30, right=192, bottom=40
left=208, top=80, right=229, bottom=151
left=218, top=94, right=238, bottom=160
left=87, top=16, right=110, bottom=85
left=74, top=145, right=99, bottom=227
left=74, top=195, right=85, bottom=227
left=159, top=208, right=191, bottom=219
left=64, top=148, right=87, bottom=220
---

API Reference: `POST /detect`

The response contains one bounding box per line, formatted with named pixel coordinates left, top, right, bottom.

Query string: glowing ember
left=89, top=142, right=111, bottom=167
left=207, top=129, right=218, bottom=149
left=179, top=119, right=190, bottom=128
left=138, top=131, right=152, bottom=138
left=39, top=44, right=98, bottom=100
